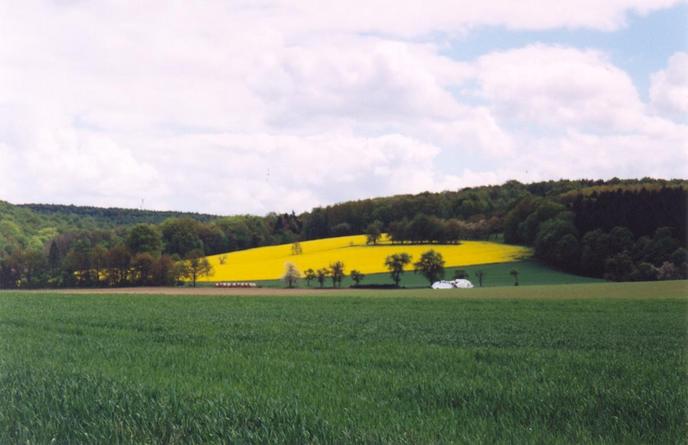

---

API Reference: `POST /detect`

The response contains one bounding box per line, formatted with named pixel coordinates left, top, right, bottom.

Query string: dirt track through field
left=3, top=280, right=686, bottom=299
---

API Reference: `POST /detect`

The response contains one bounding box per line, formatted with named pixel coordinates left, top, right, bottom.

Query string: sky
left=0, top=1, right=686, bottom=215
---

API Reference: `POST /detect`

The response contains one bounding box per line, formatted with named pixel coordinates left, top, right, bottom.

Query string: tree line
left=298, top=178, right=686, bottom=240
left=376, top=215, right=501, bottom=244
left=0, top=212, right=302, bottom=289
left=284, top=250, right=505, bottom=289
left=0, top=223, right=216, bottom=289
left=0, top=178, right=685, bottom=288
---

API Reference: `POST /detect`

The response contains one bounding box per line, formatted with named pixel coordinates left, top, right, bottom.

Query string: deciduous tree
left=132, top=252, right=156, bottom=285
left=283, top=262, right=300, bottom=288
left=580, top=229, right=611, bottom=277
left=161, top=218, right=202, bottom=257
left=152, top=255, right=176, bottom=286
left=604, top=252, right=636, bottom=281
left=106, top=244, right=131, bottom=286
left=414, top=250, right=445, bottom=285
left=385, top=253, right=411, bottom=287
left=316, top=268, right=329, bottom=288
left=181, top=249, right=213, bottom=287
left=304, top=268, right=316, bottom=287
left=127, top=224, right=162, bottom=255
left=364, top=221, right=383, bottom=245
left=350, top=269, right=365, bottom=285
left=48, top=240, right=61, bottom=276
left=657, top=261, right=679, bottom=280
left=90, top=245, right=108, bottom=286
left=330, top=261, right=345, bottom=288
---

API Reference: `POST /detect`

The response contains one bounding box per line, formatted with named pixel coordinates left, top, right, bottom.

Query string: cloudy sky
left=0, top=1, right=686, bottom=215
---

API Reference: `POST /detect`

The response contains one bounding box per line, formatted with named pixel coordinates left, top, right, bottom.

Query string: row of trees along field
left=285, top=250, right=513, bottom=288
left=0, top=178, right=685, bottom=288
left=363, top=214, right=502, bottom=244
left=0, top=223, right=215, bottom=288
left=0, top=212, right=302, bottom=288
left=287, top=250, right=480, bottom=289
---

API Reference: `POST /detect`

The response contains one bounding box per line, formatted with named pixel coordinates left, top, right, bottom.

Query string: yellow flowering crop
left=199, top=235, right=530, bottom=282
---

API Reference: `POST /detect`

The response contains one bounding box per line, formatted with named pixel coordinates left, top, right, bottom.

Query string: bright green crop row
left=1, top=281, right=686, bottom=444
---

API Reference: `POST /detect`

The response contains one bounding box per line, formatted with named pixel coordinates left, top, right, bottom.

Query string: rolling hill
left=200, top=235, right=530, bottom=282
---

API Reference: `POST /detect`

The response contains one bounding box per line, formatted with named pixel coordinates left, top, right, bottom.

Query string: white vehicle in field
left=431, top=281, right=454, bottom=289
left=431, top=279, right=474, bottom=289
left=451, top=279, right=474, bottom=288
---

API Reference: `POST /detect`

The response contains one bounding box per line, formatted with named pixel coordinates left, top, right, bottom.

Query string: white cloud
left=475, top=45, right=646, bottom=131
left=0, top=107, right=164, bottom=207
left=264, top=0, right=684, bottom=35
left=0, top=1, right=686, bottom=214
left=135, top=132, right=444, bottom=214
left=470, top=45, right=688, bottom=180
left=650, top=52, right=688, bottom=119
left=251, top=37, right=471, bottom=125
left=418, top=109, right=515, bottom=157
left=522, top=129, right=688, bottom=180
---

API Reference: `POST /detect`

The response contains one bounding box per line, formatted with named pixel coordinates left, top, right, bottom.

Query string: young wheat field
left=0, top=281, right=686, bottom=444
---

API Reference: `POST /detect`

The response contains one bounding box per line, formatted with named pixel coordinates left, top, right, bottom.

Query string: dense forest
left=0, top=178, right=685, bottom=288
left=19, top=204, right=218, bottom=227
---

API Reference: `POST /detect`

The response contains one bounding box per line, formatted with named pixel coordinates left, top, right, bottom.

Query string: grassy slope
left=1, top=281, right=686, bottom=444
left=248, top=259, right=604, bottom=288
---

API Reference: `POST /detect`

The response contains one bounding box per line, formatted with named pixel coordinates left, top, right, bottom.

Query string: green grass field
left=246, top=259, right=603, bottom=289
left=1, top=281, right=686, bottom=444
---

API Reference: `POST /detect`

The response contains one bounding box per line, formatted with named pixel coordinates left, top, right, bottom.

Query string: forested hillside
left=20, top=204, right=218, bottom=227
left=0, top=177, right=685, bottom=288
left=503, top=185, right=686, bottom=281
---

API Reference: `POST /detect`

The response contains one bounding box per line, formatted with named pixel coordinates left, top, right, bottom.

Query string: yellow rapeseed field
left=200, top=235, right=530, bottom=282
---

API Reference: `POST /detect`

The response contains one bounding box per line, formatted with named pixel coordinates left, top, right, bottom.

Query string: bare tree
left=474, top=270, right=485, bottom=287
left=510, top=268, right=519, bottom=286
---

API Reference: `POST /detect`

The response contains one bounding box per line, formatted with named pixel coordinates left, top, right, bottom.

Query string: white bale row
left=215, top=282, right=258, bottom=288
